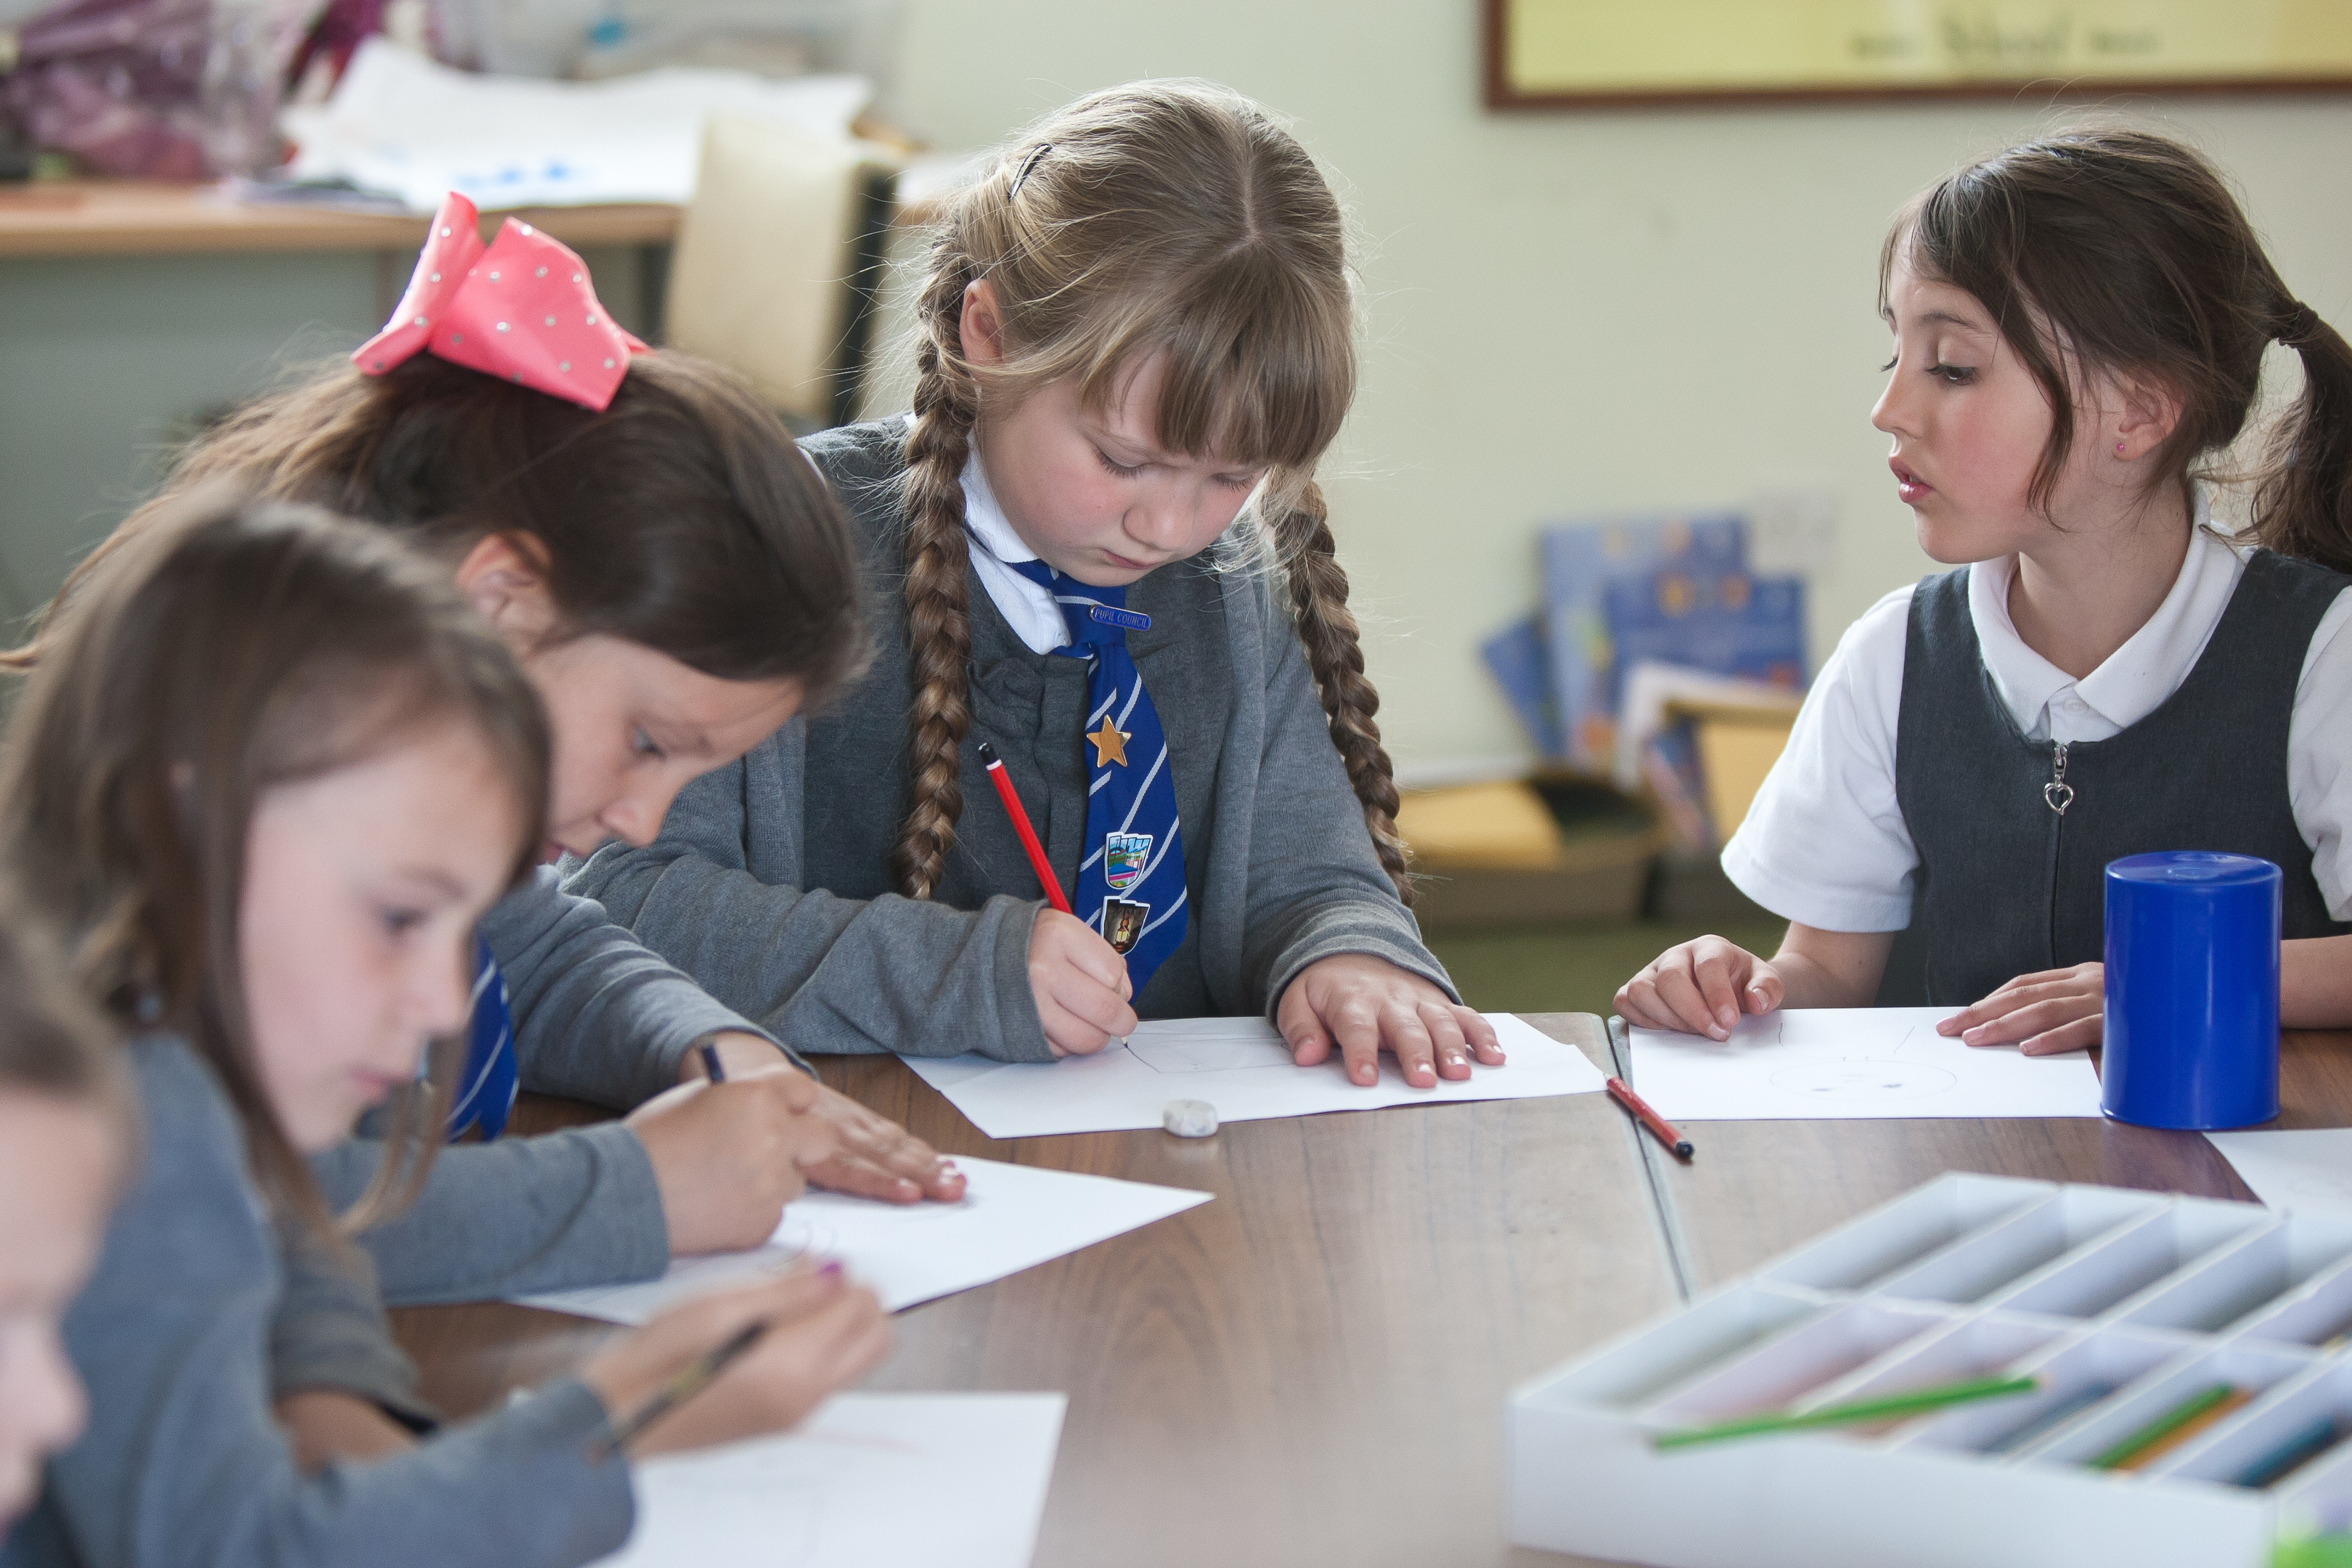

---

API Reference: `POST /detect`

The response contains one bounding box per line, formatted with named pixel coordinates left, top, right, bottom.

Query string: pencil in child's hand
left=1651, top=1373, right=2038, bottom=1450
left=976, top=741, right=1071, bottom=915
left=591, top=1318, right=769, bottom=1461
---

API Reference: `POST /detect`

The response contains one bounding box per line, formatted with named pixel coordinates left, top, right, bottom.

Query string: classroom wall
left=870, top=0, right=2352, bottom=783
left=4, top=2, right=2349, bottom=782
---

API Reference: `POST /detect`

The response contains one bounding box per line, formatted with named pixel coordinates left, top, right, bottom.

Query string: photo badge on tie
left=1104, top=832, right=1151, bottom=894
left=1101, top=897, right=1151, bottom=955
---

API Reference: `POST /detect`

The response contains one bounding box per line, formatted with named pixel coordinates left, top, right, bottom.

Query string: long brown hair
left=891, top=80, right=1411, bottom=903
left=1885, top=127, right=2352, bottom=568
left=7, top=351, right=868, bottom=698
left=0, top=488, right=550, bottom=1239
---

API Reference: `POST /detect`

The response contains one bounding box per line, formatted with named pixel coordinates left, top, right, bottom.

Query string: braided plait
left=889, top=261, right=983, bottom=899
left=1276, top=481, right=1412, bottom=905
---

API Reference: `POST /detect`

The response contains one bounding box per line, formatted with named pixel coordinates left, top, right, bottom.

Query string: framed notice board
left=1484, top=1, right=2352, bottom=110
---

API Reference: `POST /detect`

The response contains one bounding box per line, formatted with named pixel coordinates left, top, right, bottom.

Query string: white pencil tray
left=1507, top=1175, right=2352, bottom=1568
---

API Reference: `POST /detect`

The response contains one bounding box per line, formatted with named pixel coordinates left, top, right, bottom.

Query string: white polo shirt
left=1722, top=517, right=2352, bottom=932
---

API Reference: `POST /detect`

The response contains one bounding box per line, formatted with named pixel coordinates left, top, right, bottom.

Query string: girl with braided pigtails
left=568, top=81, right=1503, bottom=1087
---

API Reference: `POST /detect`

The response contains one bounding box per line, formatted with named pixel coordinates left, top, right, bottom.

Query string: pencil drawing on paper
left=1122, top=1019, right=1298, bottom=1074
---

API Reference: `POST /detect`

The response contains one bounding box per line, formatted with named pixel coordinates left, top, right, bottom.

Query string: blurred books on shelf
left=1397, top=777, right=1662, bottom=931
left=1467, top=508, right=1813, bottom=898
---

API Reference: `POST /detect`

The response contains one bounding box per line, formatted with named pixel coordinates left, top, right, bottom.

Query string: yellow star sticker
left=1088, top=714, right=1131, bottom=767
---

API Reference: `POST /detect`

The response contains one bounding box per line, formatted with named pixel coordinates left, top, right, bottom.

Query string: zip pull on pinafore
left=2044, top=741, right=2074, bottom=815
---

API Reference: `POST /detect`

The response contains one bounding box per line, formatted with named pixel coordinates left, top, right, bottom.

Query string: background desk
left=0, top=181, right=679, bottom=624
left=393, top=1014, right=1669, bottom=1568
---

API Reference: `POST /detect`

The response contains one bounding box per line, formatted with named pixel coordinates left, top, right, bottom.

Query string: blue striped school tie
left=1007, top=559, right=1188, bottom=990
left=446, top=933, right=517, bottom=1140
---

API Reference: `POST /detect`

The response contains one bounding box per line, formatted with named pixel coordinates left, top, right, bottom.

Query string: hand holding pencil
left=579, top=1265, right=889, bottom=1461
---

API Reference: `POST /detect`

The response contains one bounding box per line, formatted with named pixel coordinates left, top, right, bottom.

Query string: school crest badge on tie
left=1104, top=832, right=1151, bottom=893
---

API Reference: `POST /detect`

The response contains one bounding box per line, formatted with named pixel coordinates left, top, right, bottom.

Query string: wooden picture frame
left=1484, top=0, right=2352, bottom=111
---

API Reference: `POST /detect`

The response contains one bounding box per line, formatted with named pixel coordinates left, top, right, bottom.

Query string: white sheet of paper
left=902, top=1013, right=1604, bottom=1140
left=516, top=1157, right=1206, bottom=1325
left=2206, top=1129, right=2352, bottom=1216
left=1627, top=1007, right=2105, bottom=1120
left=590, top=1392, right=1064, bottom=1568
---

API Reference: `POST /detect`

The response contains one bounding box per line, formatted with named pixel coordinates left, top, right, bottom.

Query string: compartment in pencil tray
left=1895, top=1326, right=2194, bottom=1458
left=2017, top=1341, right=2315, bottom=1473
left=2228, top=1249, right=2352, bottom=1349
left=1990, top=1199, right=2274, bottom=1320
left=1863, top=1184, right=2165, bottom=1308
left=1755, top=1172, right=2054, bottom=1294
left=1760, top=1312, right=2065, bottom=1441
left=1641, top=1298, right=1954, bottom=1427
left=1526, top=1283, right=1827, bottom=1413
left=2122, top=1212, right=2352, bottom=1335
left=2155, top=1360, right=2352, bottom=1492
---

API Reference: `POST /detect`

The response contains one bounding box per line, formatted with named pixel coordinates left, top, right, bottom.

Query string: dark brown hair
left=1884, top=126, right=2352, bottom=569
left=9, top=351, right=867, bottom=698
left=893, top=80, right=1411, bottom=903
left=0, top=487, right=550, bottom=1239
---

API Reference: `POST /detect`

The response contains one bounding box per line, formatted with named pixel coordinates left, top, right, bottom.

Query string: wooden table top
left=1636, top=1028, right=2352, bottom=1294
left=391, top=1013, right=1672, bottom=1568
left=0, top=179, right=679, bottom=259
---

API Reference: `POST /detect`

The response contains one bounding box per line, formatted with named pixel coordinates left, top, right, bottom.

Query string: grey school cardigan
left=276, top=865, right=805, bottom=1421
left=562, top=419, right=1455, bottom=1059
left=0, top=1036, right=634, bottom=1568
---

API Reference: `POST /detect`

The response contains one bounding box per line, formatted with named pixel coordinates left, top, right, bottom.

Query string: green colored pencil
left=2086, top=1383, right=2241, bottom=1472
left=1652, top=1373, right=2041, bottom=1452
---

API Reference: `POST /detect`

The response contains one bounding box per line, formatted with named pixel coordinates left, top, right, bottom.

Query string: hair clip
left=1008, top=143, right=1053, bottom=199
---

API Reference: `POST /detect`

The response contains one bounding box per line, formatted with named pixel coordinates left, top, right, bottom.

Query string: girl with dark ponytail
left=1621, top=127, right=2352, bottom=1050
left=571, top=81, right=1500, bottom=1088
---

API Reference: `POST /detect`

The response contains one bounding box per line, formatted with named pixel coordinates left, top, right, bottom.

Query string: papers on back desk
left=905, top=1013, right=1604, bottom=1140
left=1628, top=1007, right=2104, bottom=1120
left=517, top=1157, right=1206, bottom=1325
left=592, top=1392, right=1063, bottom=1568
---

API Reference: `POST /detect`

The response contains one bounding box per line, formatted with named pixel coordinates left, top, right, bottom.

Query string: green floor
left=1426, top=915, right=1787, bottom=1021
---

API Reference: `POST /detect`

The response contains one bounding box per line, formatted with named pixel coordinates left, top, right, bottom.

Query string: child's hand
left=1935, top=963, right=2103, bottom=1055
left=1028, top=908, right=1138, bottom=1058
left=1275, top=954, right=1504, bottom=1088
left=1616, top=937, right=1784, bottom=1040
left=682, top=1039, right=965, bottom=1206
left=626, top=1067, right=840, bottom=1254
left=582, top=1265, right=890, bottom=1460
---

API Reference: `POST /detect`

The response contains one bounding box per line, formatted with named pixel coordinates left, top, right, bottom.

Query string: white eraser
left=1162, top=1099, right=1218, bottom=1138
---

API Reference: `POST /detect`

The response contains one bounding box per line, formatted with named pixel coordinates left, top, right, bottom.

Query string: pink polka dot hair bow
left=351, top=192, right=648, bottom=412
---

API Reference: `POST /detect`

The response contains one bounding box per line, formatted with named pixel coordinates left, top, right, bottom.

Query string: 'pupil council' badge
left=1103, top=832, right=1151, bottom=893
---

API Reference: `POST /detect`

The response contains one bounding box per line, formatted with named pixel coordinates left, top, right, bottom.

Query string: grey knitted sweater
left=563, top=420, right=1454, bottom=1061
left=0, top=1037, right=634, bottom=1568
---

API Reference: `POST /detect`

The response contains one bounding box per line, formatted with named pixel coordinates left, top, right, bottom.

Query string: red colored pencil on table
left=1608, top=1077, right=1694, bottom=1161
left=976, top=742, right=1072, bottom=914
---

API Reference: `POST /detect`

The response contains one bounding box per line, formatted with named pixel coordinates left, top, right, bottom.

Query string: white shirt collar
left=1967, top=490, right=2245, bottom=743
left=960, top=449, right=1037, bottom=565
left=957, top=449, right=1069, bottom=655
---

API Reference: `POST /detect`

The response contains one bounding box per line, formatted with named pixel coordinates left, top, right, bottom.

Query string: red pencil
left=1608, top=1077, right=1694, bottom=1161
left=976, top=742, right=1071, bottom=915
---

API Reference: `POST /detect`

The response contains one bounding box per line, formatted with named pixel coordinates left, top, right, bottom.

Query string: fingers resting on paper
left=800, top=1081, right=965, bottom=1204
left=1275, top=953, right=1502, bottom=1089
left=1616, top=936, right=1784, bottom=1040
left=1935, top=963, right=2103, bottom=1055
